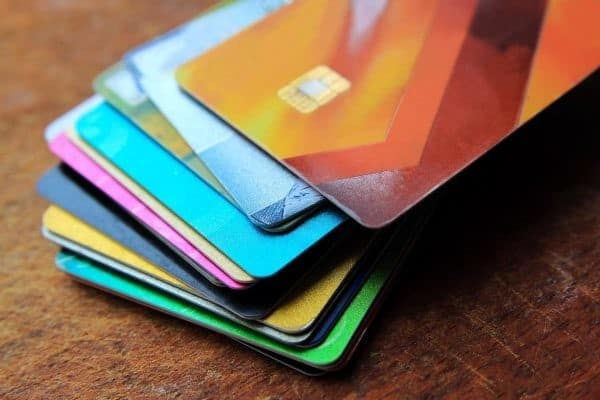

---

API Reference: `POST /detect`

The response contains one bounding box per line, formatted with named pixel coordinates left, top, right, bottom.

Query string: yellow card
left=43, top=206, right=373, bottom=333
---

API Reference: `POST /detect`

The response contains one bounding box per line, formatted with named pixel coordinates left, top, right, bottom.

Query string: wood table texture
left=0, top=1, right=598, bottom=398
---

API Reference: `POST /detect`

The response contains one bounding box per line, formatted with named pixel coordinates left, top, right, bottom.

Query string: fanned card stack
left=38, top=0, right=599, bottom=374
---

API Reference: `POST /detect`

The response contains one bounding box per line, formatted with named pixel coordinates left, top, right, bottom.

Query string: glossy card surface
left=95, top=63, right=235, bottom=205
left=95, top=63, right=313, bottom=233
left=75, top=102, right=347, bottom=279
left=177, top=0, right=600, bottom=227
left=67, top=129, right=256, bottom=285
left=126, top=0, right=323, bottom=231
left=44, top=98, right=251, bottom=287
left=55, top=134, right=252, bottom=287
left=54, top=215, right=409, bottom=370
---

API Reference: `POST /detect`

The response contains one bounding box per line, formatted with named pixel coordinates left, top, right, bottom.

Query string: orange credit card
left=177, top=0, right=600, bottom=227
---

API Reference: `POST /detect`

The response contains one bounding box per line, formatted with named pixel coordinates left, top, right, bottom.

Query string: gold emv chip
left=278, top=65, right=351, bottom=113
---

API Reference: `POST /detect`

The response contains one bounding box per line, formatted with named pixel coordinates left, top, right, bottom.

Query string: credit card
left=69, top=130, right=256, bottom=285
left=43, top=205, right=384, bottom=341
left=95, top=64, right=305, bottom=233
left=44, top=228, right=309, bottom=345
left=124, top=0, right=324, bottom=231
left=43, top=205, right=189, bottom=290
left=44, top=97, right=252, bottom=287
left=39, top=187, right=369, bottom=326
left=75, top=102, right=347, bottom=279
left=38, top=164, right=355, bottom=325
left=54, top=212, right=414, bottom=371
left=94, top=63, right=234, bottom=205
left=177, top=0, right=600, bottom=228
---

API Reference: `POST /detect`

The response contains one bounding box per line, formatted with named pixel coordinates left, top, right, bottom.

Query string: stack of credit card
left=37, top=0, right=598, bottom=374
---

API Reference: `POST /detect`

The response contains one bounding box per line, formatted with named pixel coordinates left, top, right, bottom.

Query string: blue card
left=75, top=103, right=347, bottom=279
left=36, top=165, right=328, bottom=321
left=124, top=0, right=323, bottom=230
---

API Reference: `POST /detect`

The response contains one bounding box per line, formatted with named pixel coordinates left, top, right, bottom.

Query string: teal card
left=75, top=103, right=346, bottom=278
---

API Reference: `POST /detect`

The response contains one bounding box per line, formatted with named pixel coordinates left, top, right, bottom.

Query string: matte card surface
left=43, top=206, right=364, bottom=345
left=44, top=205, right=188, bottom=290
left=40, top=190, right=374, bottom=329
left=37, top=165, right=240, bottom=287
left=44, top=227, right=312, bottom=345
left=38, top=166, right=349, bottom=322
left=125, top=0, right=323, bottom=231
left=43, top=205, right=386, bottom=341
left=75, top=102, right=347, bottom=279
left=177, top=0, right=600, bottom=227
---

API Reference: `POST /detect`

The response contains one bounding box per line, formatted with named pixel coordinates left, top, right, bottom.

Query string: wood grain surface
left=0, top=1, right=598, bottom=398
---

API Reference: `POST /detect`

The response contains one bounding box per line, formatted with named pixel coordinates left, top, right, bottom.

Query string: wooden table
left=1, top=1, right=598, bottom=398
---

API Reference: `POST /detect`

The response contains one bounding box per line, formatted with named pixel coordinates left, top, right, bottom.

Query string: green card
left=54, top=224, right=409, bottom=371
left=94, top=63, right=234, bottom=204
left=94, top=63, right=305, bottom=232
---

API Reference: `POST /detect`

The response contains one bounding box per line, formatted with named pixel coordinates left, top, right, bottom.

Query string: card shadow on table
left=331, top=69, right=600, bottom=380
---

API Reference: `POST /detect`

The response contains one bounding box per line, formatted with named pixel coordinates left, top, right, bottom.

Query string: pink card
left=48, top=132, right=246, bottom=289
